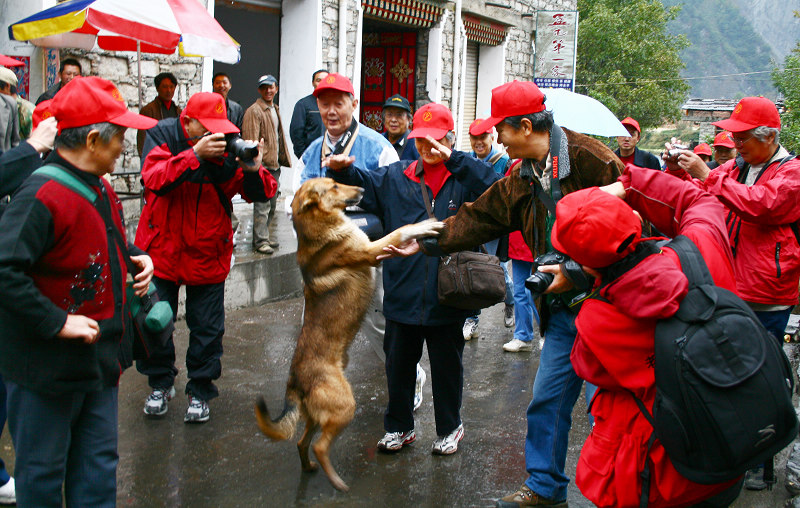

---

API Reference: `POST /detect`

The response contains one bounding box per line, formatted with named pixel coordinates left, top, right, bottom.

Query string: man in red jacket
left=136, top=92, right=276, bottom=423
left=550, top=167, right=741, bottom=507
left=669, top=96, right=800, bottom=490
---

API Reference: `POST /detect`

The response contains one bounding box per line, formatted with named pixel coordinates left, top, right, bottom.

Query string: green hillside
left=663, top=0, right=777, bottom=99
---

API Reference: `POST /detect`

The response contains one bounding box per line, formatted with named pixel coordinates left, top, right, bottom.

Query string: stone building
left=2, top=0, right=576, bottom=221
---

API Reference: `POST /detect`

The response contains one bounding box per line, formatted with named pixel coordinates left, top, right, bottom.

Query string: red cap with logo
left=712, top=131, right=735, bottom=148
left=469, top=118, right=494, bottom=136
left=551, top=187, right=643, bottom=269
left=471, top=81, right=546, bottom=134
left=32, top=99, right=54, bottom=130
left=693, top=143, right=712, bottom=156
left=712, top=96, right=780, bottom=133
left=50, top=76, right=158, bottom=131
left=620, top=117, right=641, bottom=133
left=182, top=92, right=239, bottom=134
left=313, top=73, right=355, bottom=97
left=407, top=103, right=454, bottom=140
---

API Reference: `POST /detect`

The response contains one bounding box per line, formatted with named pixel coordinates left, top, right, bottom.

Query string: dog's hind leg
left=313, top=419, right=351, bottom=492
left=297, top=421, right=319, bottom=472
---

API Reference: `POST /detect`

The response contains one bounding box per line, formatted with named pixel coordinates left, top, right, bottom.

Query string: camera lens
left=525, top=271, right=555, bottom=296
left=226, top=135, right=259, bottom=162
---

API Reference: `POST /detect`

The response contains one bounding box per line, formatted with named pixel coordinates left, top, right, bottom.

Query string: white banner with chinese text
left=534, top=11, right=578, bottom=90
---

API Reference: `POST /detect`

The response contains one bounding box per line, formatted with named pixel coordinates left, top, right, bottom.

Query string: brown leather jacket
left=424, top=128, right=623, bottom=259
left=242, top=98, right=291, bottom=170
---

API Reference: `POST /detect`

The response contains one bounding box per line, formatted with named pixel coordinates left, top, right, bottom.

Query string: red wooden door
left=360, top=32, right=417, bottom=132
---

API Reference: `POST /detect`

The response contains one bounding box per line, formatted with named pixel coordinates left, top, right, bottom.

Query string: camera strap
left=321, top=118, right=359, bottom=164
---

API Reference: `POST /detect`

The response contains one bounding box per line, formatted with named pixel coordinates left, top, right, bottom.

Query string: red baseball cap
left=312, top=73, right=355, bottom=97
left=469, top=118, right=493, bottom=136
left=551, top=187, right=642, bottom=269
left=712, top=96, right=780, bottom=133
left=182, top=92, right=239, bottom=134
left=712, top=131, right=735, bottom=148
left=471, top=81, right=546, bottom=133
left=693, top=143, right=712, bottom=156
left=620, top=117, right=641, bottom=133
left=408, top=103, right=454, bottom=140
left=50, top=76, right=158, bottom=131
left=32, top=99, right=54, bottom=130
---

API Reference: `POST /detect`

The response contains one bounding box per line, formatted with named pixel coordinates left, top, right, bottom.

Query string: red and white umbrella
left=0, top=55, right=25, bottom=67
left=9, top=0, right=240, bottom=64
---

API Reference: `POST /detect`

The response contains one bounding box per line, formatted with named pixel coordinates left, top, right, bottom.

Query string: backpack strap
left=663, top=235, right=714, bottom=287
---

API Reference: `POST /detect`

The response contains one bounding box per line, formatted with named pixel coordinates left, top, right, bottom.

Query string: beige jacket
left=242, top=98, right=291, bottom=170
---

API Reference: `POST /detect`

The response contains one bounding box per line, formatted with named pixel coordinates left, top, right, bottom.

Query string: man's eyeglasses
left=730, top=133, right=755, bottom=147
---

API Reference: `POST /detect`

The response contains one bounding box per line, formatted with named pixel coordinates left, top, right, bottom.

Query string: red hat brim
left=712, top=118, right=758, bottom=133
left=407, top=126, right=451, bottom=140
left=197, top=117, right=240, bottom=135
left=109, top=109, right=158, bottom=130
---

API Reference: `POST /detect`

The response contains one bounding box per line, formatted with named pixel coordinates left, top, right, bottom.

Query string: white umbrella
left=541, top=88, right=629, bottom=137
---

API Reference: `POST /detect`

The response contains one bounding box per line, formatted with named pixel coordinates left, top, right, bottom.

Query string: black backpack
left=634, top=235, right=798, bottom=499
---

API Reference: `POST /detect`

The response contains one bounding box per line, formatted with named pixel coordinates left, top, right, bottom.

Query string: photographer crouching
left=135, top=92, right=277, bottom=423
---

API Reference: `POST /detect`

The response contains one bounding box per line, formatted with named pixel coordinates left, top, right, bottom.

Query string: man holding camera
left=412, top=80, right=622, bottom=507
left=243, top=74, right=290, bottom=255
left=136, top=92, right=277, bottom=423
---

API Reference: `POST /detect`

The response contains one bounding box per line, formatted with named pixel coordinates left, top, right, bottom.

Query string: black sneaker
left=744, top=466, right=767, bottom=490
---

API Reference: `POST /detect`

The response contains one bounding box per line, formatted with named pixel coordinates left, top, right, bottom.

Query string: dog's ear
left=297, top=189, right=320, bottom=213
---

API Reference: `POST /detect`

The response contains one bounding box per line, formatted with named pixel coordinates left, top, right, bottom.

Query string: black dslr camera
left=225, top=134, right=259, bottom=163
left=525, top=251, right=567, bottom=299
left=526, top=251, right=595, bottom=304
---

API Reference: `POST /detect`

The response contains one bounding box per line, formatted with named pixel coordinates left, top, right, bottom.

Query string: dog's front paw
left=408, top=219, right=444, bottom=240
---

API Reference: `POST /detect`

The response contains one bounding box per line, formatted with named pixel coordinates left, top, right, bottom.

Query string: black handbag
left=417, top=168, right=505, bottom=310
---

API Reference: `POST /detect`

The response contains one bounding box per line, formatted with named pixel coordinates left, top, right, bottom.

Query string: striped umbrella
left=9, top=0, right=240, bottom=63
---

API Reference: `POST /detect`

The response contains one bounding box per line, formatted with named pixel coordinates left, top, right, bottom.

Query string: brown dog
left=255, top=177, right=442, bottom=491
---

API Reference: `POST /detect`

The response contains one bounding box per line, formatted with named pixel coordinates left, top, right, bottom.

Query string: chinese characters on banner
left=534, top=11, right=578, bottom=90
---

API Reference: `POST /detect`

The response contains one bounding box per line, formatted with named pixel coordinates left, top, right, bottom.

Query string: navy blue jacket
left=290, top=94, right=324, bottom=158
left=614, top=146, right=661, bottom=170
left=384, top=131, right=420, bottom=161
left=331, top=151, right=499, bottom=325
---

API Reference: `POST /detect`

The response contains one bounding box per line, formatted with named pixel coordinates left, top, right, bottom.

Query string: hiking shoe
left=504, top=303, right=515, bottom=328
left=255, top=244, right=274, bottom=255
left=463, top=318, right=479, bottom=341
left=0, top=477, right=15, bottom=505
left=744, top=466, right=767, bottom=490
left=503, top=338, right=533, bottom=352
left=267, top=239, right=280, bottom=248
left=432, top=423, right=464, bottom=455
left=413, top=364, right=426, bottom=411
left=496, top=484, right=567, bottom=507
left=184, top=395, right=210, bottom=423
left=377, top=429, right=416, bottom=452
left=143, top=386, right=176, bottom=417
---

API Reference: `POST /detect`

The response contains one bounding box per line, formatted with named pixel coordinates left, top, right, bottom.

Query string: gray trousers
left=253, top=168, right=281, bottom=248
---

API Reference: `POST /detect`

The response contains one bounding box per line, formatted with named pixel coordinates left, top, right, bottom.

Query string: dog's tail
left=255, top=396, right=300, bottom=441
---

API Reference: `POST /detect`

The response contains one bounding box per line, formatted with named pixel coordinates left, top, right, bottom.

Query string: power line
left=574, top=67, right=800, bottom=87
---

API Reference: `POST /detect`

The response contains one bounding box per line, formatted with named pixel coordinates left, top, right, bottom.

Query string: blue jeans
left=524, top=309, right=596, bottom=501
left=754, top=308, right=793, bottom=344
left=485, top=238, right=514, bottom=306
left=0, top=374, right=9, bottom=487
left=511, top=259, right=534, bottom=343
left=6, top=381, right=118, bottom=508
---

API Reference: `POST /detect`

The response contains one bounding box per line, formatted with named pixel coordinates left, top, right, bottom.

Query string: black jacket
left=289, top=94, right=324, bottom=158
left=615, top=146, right=661, bottom=170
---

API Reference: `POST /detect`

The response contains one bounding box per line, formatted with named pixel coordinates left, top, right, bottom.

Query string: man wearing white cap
left=243, top=74, right=291, bottom=254
left=0, top=67, right=19, bottom=151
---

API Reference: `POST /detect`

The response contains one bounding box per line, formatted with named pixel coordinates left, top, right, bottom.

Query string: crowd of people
left=0, top=59, right=797, bottom=508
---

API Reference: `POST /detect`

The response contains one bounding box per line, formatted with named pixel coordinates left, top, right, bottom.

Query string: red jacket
left=571, top=167, right=739, bottom=507
left=135, top=118, right=277, bottom=285
left=698, top=153, right=800, bottom=305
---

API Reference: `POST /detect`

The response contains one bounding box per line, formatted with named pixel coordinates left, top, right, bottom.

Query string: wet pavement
left=2, top=283, right=799, bottom=506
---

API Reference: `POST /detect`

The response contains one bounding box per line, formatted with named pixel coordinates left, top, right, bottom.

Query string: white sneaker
left=503, top=338, right=533, bottom=352
left=413, top=364, right=426, bottom=411
left=377, top=429, right=416, bottom=452
left=184, top=395, right=210, bottom=423
left=0, top=477, right=15, bottom=505
left=462, top=318, right=479, bottom=341
left=143, top=386, right=176, bottom=417
left=432, top=423, right=464, bottom=455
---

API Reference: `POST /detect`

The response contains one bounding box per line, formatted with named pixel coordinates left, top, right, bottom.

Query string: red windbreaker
left=571, top=167, right=739, bottom=507
left=698, top=154, right=800, bottom=306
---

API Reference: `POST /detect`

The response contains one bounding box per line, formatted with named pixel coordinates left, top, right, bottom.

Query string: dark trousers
left=383, top=319, right=464, bottom=436
left=754, top=307, right=793, bottom=344
left=0, top=374, right=9, bottom=486
left=136, top=277, right=225, bottom=401
left=6, top=381, right=118, bottom=508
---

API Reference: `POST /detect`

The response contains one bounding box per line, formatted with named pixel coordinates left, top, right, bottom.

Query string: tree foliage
left=772, top=12, right=800, bottom=154
left=576, top=0, right=691, bottom=130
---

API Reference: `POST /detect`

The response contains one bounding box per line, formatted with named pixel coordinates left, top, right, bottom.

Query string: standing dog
left=255, top=177, right=442, bottom=491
